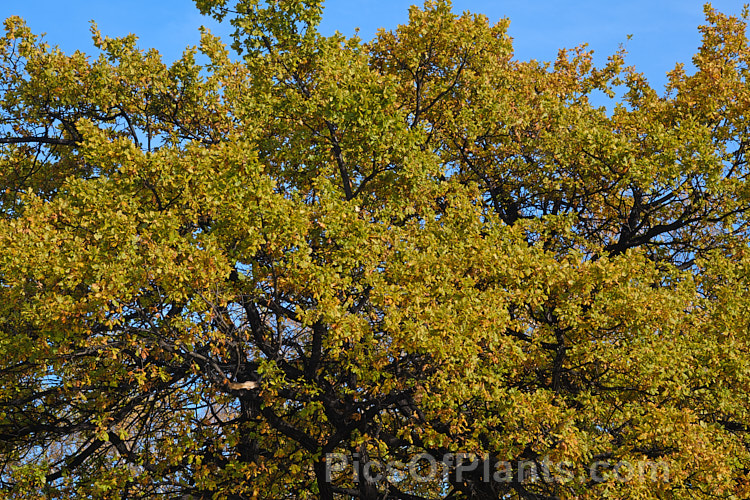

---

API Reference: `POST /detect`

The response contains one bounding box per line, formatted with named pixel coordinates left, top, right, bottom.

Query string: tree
left=1, top=0, right=749, bottom=498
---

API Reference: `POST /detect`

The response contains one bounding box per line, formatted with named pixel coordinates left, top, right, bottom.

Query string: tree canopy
left=1, top=1, right=750, bottom=498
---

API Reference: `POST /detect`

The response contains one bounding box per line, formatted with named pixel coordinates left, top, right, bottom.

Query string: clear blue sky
left=2, top=1, right=748, bottom=92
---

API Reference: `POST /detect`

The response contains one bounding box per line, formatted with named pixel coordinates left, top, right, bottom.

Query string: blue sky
left=2, top=1, right=748, bottom=92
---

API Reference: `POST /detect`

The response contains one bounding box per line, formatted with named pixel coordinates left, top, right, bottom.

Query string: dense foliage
left=1, top=1, right=750, bottom=498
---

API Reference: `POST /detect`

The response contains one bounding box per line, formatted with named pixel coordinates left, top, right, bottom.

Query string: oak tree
left=1, top=1, right=750, bottom=498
